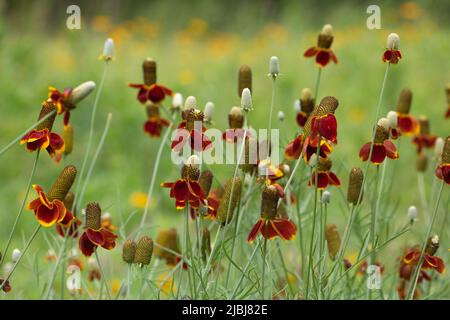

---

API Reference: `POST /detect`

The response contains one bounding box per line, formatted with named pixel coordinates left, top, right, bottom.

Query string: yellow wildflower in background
left=129, top=192, right=154, bottom=209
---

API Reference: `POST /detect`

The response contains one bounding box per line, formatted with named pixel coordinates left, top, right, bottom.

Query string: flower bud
left=325, top=224, right=341, bottom=260
left=293, top=99, right=301, bottom=113
left=347, top=167, right=364, bottom=205
left=68, top=81, right=96, bottom=105
left=416, top=152, right=428, bottom=172
left=387, top=111, right=398, bottom=128
left=386, top=33, right=400, bottom=50
left=238, top=65, right=252, bottom=97
left=48, top=165, right=77, bottom=201
left=321, top=190, right=331, bottom=204
left=321, top=24, right=333, bottom=36
left=134, top=236, right=153, bottom=266
left=172, top=93, right=183, bottom=109
left=240, top=88, right=253, bottom=112
left=12, top=248, right=21, bottom=263
left=217, top=177, right=242, bottom=225
left=102, top=38, right=114, bottom=61
left=85, top=202, right=102, bottom=230
left=204, top=102, right=214, bottom=123
left=425, top=235, right=439, bottom=256
left=229, top=106, right=244, bottom=129
left=184, top=96, right=197, bottom=111
left=269, top=56, right=280, bottom=78
left=277, top=111, right=285, bottom=121
left=407, top=206, right=417, bottom=221
left=63, top=124, right=74, bottom=155
left=377, top=117, right=391, bottom=131
left=143, top=58, right=157, bottom=86
left=122, top=239, right=136, bottom=264
left=36, top=101, right=57, bottom=132
left=396, top=88, right=412, bottom=114
left=300, top=88, right=314, bottom=114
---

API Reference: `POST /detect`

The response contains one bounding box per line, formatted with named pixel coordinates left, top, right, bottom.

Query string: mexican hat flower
left=223, top=106, right=250, bottom=143
left=247, top=184, right=297, bottom=242
left=359, top=124, right=399, bottom=165
left=171, top=109, right=212, bottom=152
left=402, top=236, right=446, bottom=275
left=48, top=81, right=96, bottom=116
left=134, top=236, right=154, bottom=267
left=309, top=157, right=340, bottom=190
left=383, top=33, right=402, bottom=64
left=296, top=88, right=315, bottom=128
left=20, top=101, right=64, bottom=158
left=395, top=89, right=419, bottom=135
left=128, top=58, right=173, bottom=104
left=198, top=170, right=221, bottom=219
left=78, top=202, right=118, bottom=257
left=55, top=191, right=81, bottom=238
left=435, top=136, right=450, bottom=184
left=28, top=165, right=77, bottom=227
left=304, top=24, right=338, bottom=67
left=412, top=116, right=437, bottom=154
left=161, top=156, right=208, bottom=210
left=143, top=103, right=170, bottom=137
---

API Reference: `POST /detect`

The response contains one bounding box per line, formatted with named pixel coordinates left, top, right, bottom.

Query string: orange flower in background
left=248, top=184, right=297, bottom=243
left=309, top=157, right=340, bottom=190
left=304, top=24, right=338, bottom=67
left=359, top=125, right=398, bottom=165
left=383, top=33, right=402, bottom=64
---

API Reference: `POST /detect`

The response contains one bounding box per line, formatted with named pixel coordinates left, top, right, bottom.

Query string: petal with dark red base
left=247, top=219, right=264, bottom=243
left=79, top=232, right=97, bottom=257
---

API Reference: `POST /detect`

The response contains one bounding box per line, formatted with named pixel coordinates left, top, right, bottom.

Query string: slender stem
left=261, top=224, right=269, bottom=299
left=127, top=263, right=132, bottom=300
left=417, top=173, right=429, bottom=224
left=266, top=76, right=276, bottom=185
left=95, top=250, right=112, bottom=300
left=314, top=68, right=322, bottom=100
left=407, top=181, right=445, bottom=299
left=0, top=151, right=40, bottom=267
left=369, top=166, right=380, bottom=299
left=231, top=239, right=261, bottom=299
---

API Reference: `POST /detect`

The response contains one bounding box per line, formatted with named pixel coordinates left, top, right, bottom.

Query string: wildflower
left=217, top=177, right=242, bottom=225
left=154, top=228, right=183, bottom=267
left=248, top=184, right=297, bottom=242
left=412, top=116, right=437, bottom=153
left=268, top=56, right=280, bottom=78
left=359, top=125, right=399, bottom=165
left=122, top=239, right=137, bottom=264
left=296, top=88, right=315, bottom=127
left=128, top=58, right=173, bottom=104
left=28, top=165, right=77, bottom=227
left=347, top=167, right=364, bottom=205
left=325, top=224, right=341, bottom=260
left=204, top=187, right=223, bottom=219
left=223, top=106, right=249, bottom=143
left=238, top=65, right=252, bottom=97
left=435, top=136, right=450, bottom=184
left=20, top=101, right=64, bottom=157
left=257, top=159, right=285, bottom=184
left=171, top=109, right=212, bottom=152
left=395, top=89, right=419, bottom=135
left=143, top=103, right=170, bottom=137
left=240, top=88, right=253, bottom=112
left=11, top=249, right=21, bottom=263
left=304, top=24, right=338, bottom=67
left=78, top=202, right=118, bottom=257
left=385, top=111, right=401, bottom=139
left=204, top=101, right=214, bottom=124
left=383, top=33, right=402, bottom=64
left=134, top=236, right=154, bottom=266
left=100, top=38, right=114, bottom=61
left=48, top=81, right=96, bottom=115
left=309, top=157, right=340, bottom=190
left=161, top=156, right=208, bottom=210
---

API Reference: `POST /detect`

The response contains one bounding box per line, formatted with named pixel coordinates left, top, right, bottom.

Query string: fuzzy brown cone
left=143, top=58, right=157, bottom=86
left=260, top=186, right=280, bottom=220
left=85, top=202, right=102, bottom=230
left=36, top=101, right=57, bottom=131
left=217, top=177, right=241, bottom=225
left=47, top=165, right=77, bottom=201
left=325, top=224, right=341, bottom=260
left=134, top=236, right=153, bottom=266
left=122, top=239, right=137, bottom=264
left=238, top=65, right=252, bottom=97
left=347, top=167, right=363, bottom=205
left=396, top=88, right=413, bottom=114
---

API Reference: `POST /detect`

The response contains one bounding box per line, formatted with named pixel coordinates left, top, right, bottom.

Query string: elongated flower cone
left=396, top=89, right=413, bottom=114
left=143, top=58, right=157, bottom=86
left=240, top=137, right=257, bottom=174
left=199, top=170, right=213, bottom=196
left=63, top=124, right=74, bottom=155
left=238, top=65, right=252, bottom=97
left=122, top=239, right=137, bottom=264
left=47, top=165, right=77, bottom=201
left=303, top=96, right=339, bottom=138
left=217, top=177, right=242, bottom=225
left=228, top=106, right=244, bottom=129
left=85, top=202, right=102, bottom=230
left=347, top=167, right=363, bottom=205
left=260, top=185, right=280, bottom=220
left=318, top=24, right=334, bottom=49
left=64, top=192, right=75, bottom=211
left=325, top=224, right=341, bottom=260
left=201, top=227, right=211, bottom=263
left=134, top=236, right=153, bottom=266
left=36, top=101, right=57, bottom=132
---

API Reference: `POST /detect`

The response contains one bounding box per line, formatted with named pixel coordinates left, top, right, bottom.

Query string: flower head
left=216, top=177, right=242, bottom=225
left=304, top=24, right=338, bottom=67
left=347, top=167, right=364, bottom=205
left=100, top=38, right=114, bottom=61
left=359, top=125, right=399, bottom=165
left=268, top=56, right=280, bottom=78
left=395, top=89, right=419, bottom=135
left=435, top=136, right=450, bottom=184
left=412, top=116, right=437, bottom=153
left=134, top=236, right=154, bottom=266
left=296, top=88, right=315, bottom=128
left=48, top=81, right=96, bottom=115
left=309, top=157, right=340, bottom=190
left=122, top=239, right=137, bottom=264
left=325, top=224, right=341, bottom=260
left=154, top=228, right=183, bottom=267
left=171, top=109, right=212, bottom=152
left=240, top=88, right=253, bottom=112
left=383, top=33, right=402, bottom=64
left=143, top=103, right=170, bottom=137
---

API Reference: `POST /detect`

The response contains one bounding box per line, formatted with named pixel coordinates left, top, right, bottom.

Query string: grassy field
left=0, top=1, right=449, bottom=299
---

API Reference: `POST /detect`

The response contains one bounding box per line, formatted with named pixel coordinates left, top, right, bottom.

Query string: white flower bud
left=321, top=24, right=333, bottom=36
left=377, top=117, right=391, bottom=131
left=184, top=96, right=197, bottom=110
left=102, top=38, right=114, bottom=61
left=301, top=88, right=313, bottom=101
left=68, top=81, right=96, bottom=105
left=293, top=99, right=301, bottom=113
left=386, top=33, right=400, bottom=50
left=430, top=235, right=439, bottom=246
left=204, top=102, right=214, bottom=122
left=186, top=155, right=200, bottom=168
left=172, top=93, right=183, bottom=109
left=240, top=88, right=253, bottom=111
left=321, top=190, right=331, bottom=204
left=434, top=137, right=445, bottom=160
left=407, top=206, right=417, bottom=221
left=230, top=106, right=243, bottom=117
left=387, top=111, right=398, bottom=128
left=12, top=248, right=21, bottom=263
left=277, top=111, right=285, bottom=121
left=280, top=163, right=290, bottom=175
left=269, top=56, right=280, bottom=77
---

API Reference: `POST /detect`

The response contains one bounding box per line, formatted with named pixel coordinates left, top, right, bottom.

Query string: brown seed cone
left=199, top=170, right=213, bottom=196
left=146, top=103, right=160, bottom=118
left=325, top=224, right=341, bottom=260
left=260, top=186, right=280, bottom=220
left=441, top=136, right=450, bottom=164
left=300, top=98, right=315, bottom=114
left=303, top=96, right=339, bottom=138
left=154, top=228, right=180, bottom=264
left=317, top=157, right=332, bottom=172
left=240, top=138, right=257, bottom=174
left=217, top=177, right=242, bottom=225
left=64, top=192, right=75, bottom=212
left=47, top=165, right=77, bottom=201
left=122, top=239, right=137, bottom=264
left=276, top=204, right=288, bottom=219
left=416, top=152, right=428, bottom=172
left=238, top=65, right=252, bottom=97
left=228, top=107, right=244, bottom=129
left=36, top=101, right=57, bottom=131
left=374, top=125, right=389, bottom=144
left=63, top=124, right=74, bottom=155
left=418, top=116, right=430, bottom=135
left=186, top=109, right=204, bottom=132
left=317, top=34, right=333, bottom=49
left=201, top=228, right=211, bottom=263
left=425, top=236, right=439, bottom=256
left=85, top=202, right=102, bottom=230
left=143, top=58, right=157, bottom=86
left=181, top=165, right=200, bottom=181
left=347, top=167, right=364, bottom=205
left=396, top=88, right=413, bottom=114
left=134, top=236, right=154, bottom=265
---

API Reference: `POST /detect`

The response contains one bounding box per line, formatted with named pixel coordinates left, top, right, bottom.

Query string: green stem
left=314, top=68, right=322, bottom=100
left=261, top=224, right=269, bottom=299
left=95, top=250, right=112, bottom=300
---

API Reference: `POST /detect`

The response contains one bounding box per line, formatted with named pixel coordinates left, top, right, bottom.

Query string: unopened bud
left=240, top=88, right=253, bottom=112
left=407, top=206, right=418, bottom=221
left=277, top=111, right=285, bottom=121
left=322, top=190, right=331, bottom=204
left=269, top=56, right=280, bottom=78
left=204, top=102, right=214, bottom=123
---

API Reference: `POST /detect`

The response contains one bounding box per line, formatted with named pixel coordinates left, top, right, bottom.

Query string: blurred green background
left=0, top=0, right=449, bottom=298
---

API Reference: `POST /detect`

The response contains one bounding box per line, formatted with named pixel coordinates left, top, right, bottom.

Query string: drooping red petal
left=35, top=204, right=60, bottom=227
left=359, top=142, right=372, bottom=161
left=397, top=114, right=419, bottom=135
left=371, top=144, right=387, bottom=164
left=316, top=50, right=331, bottom=67
left=304, top=47, right=318, bottom=57
left=260, top=220, right=279, bottom=240
left=86, top=228, right=106, bottom=246
left=284, top=135, right=303, bottom=160
left=173, top=180, right=189, bottom=202
left=79, top=232, right=97, bottom=257
left=327, top=171, right=341, bottom=186
left=383, top=140, right=399, bottom=159
left=137, top=88, right=148, bottom=103
left=317, top=114, right=337, bottom=143
left=148, top=85, right=165, bottom=103
left=99, top=228, right=117, bottom=250
left=296, top=112, right=308, bottom=127
left=270, top=219, right=297, bottom=240
left=247, top=219, right=264, bottom=243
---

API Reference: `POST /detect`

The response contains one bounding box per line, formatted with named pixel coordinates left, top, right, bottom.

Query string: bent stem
left=0, top=151, right=40, bottom=267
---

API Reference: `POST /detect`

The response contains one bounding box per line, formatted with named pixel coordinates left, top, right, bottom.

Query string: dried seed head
left=386, top=33, right=400, bottom=50
left=277, top=111, right=285, bottom=122
left=396, top=88, right=413, bottom=114
left=418, top=116, right=430, bottom=135
left=318, top=24, right=334, bottom=49
left=48, top=165, right=77, bottom=201
left=407, top=206, right=418, bottom=221
left=442, top=136, right=450, bottom=164
left=229, top=106, right=244, bottom=129
left=102, top=38, right=114, bottom=61
left=387, top=111, right=398, bottom=128
left=181, top=164, right=200, bottom=181
left=325, top=224, right=341, bottom=260
left=425, top=235, right=439, bottom=256
left=143, top=58, right=157, bottom=86
left=146, top=103, right=160, bottom=118
left=36, top=101, right=57, bottom=131
left=63, top=124, right=74, bottom=155
left=347, top=167, right=364, bottom=205
left=260, top=185, right=280, bottom=219
left=416, top=152, right=428, bottom=172
left=317, top=157, right=332, bottom=172
left=434, top=137, right=444, bottom=160
left=68, top=81, right=96, bottom=105
left=186, top=109, right=204, bottom=132
left=268, top=56, right=280, bottom=77
left=204, top=102, right=214, bottom=123
left=217, top=177, right=242, bottom=225
left=64, top=192, right=75, bottom=212
left=238, top=65, right=252, bottom=97
left=240, top=88, right=253, bottom=112
left=322, top=190, right=331, bottom=204
left=374, top=125, right=389, bottom=144
left=122, top=239, right=137, bottom=264
left=199, top=170, right=213, bottom=196
left=303, top=96, right=339, bottom=137
left=377, top=117, right=391, bottom=131
left=134, top=236, right=153, bottom=266
left=154, top=228, right=180, bottom=264
left=85, top=202, right=102, bottom=230
left=201, top=228, right=211, bottom=263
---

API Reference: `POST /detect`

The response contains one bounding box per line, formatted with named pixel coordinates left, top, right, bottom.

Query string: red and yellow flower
left=304, top=24, right=337, bottom=67
left=359, top=125, right=399, bottom=165
left=28, top=185, right=72, bottom=227
left=128, top=83, right=173, bottom=104
left=309, top=157, right=340, bottom=190
left=383, top=33, right=402, bottom=64
left=143, top=103, right=170, bottom=137
left=171, top=109, right=212, bottom=152
left=412, top=117, right=437, bottom=153
left=435, top=136, right=450, bottom=184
